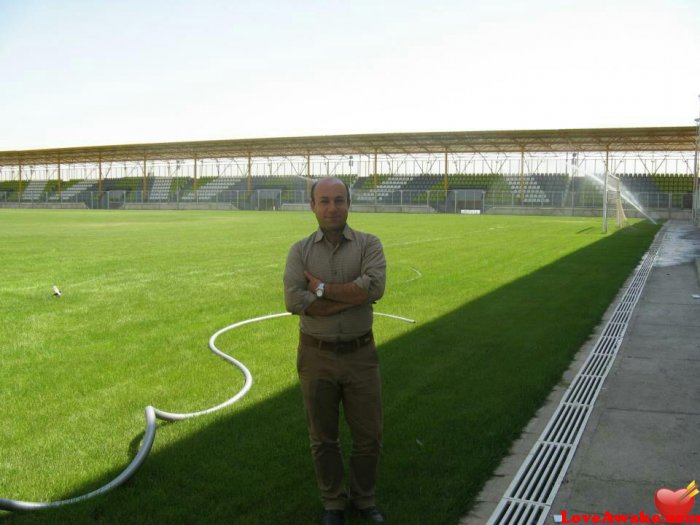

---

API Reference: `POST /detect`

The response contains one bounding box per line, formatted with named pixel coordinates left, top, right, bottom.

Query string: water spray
left=582, top=171, right=657, bottom=225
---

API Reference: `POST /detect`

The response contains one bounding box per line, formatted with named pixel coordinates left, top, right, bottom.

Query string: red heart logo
left=655, top=488, right=695, bottom=522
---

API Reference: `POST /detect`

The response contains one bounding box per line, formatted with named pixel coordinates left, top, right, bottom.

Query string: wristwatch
left=315, top=282, right=325, bottom=298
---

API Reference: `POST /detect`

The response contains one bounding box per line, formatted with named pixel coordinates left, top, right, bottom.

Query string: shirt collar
left=313, top=223, right=355, bottom=243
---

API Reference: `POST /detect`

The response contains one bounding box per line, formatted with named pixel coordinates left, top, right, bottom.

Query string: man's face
left=310, top=179, right=349, bottom=232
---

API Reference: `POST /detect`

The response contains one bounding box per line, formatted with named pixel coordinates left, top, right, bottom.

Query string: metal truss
left=0, top=127, right=696, bottom=168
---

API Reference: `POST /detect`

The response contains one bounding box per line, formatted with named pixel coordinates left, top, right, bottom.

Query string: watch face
left=316, top=288, right=323, bottom=298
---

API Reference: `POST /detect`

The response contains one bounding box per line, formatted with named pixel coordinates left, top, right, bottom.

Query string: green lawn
left=0, top=210, right=659, bottom=524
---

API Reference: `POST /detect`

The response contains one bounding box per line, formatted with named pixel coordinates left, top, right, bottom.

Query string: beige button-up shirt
left=284, top=224, right=386, bottom=342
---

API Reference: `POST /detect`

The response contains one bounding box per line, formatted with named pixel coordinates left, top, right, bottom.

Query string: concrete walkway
left=462, top=220, right=700, bottom=524
left=548, top=220, right=700, bottom=521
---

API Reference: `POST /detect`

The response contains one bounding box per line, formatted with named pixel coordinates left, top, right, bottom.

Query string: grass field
left=0, top=210, right=660, bottom=524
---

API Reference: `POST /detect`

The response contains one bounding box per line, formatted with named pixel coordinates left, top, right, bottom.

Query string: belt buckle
left=336, top=340, right=354, bottom=353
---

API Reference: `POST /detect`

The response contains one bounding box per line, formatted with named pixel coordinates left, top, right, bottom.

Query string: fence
left=0, top=188, right=694, bottom=213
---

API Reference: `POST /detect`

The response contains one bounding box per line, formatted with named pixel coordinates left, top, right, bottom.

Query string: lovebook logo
left=554, top=480, right=700, bottom=524
left=654, top=481, right=699, bottom=522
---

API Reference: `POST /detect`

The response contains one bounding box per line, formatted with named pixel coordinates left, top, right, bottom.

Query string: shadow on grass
left=0, top=223, right=660, bottom=525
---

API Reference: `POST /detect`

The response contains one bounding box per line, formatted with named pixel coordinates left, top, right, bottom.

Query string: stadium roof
left=0, top=126, right=696, bottom=167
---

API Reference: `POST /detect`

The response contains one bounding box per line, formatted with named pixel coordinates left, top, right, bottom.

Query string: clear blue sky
left=1, top=0, right=698, bottom=150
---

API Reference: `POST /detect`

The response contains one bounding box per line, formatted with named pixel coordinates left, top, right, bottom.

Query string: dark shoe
left=322, top=509, right=345, bottom=525
left=358, top=506, right=385, bottom=523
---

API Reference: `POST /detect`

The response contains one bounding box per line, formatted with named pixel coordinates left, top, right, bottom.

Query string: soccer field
left=0, top=210, right=659, bottom=524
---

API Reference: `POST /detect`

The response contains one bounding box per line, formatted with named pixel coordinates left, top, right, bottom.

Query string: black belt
left=300, top=331, right=373, bottom=352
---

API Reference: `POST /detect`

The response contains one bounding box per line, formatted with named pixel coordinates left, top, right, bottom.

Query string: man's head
left=310, top=177, right=350, bottom=232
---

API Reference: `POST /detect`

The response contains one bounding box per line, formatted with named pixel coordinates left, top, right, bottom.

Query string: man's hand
left=304, top=270, right=368, bottom=306
left=304, top=271, right=322, bottom=293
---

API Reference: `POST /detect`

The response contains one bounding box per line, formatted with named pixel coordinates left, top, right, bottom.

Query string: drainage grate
left=485, top=226, right=666, bottom=525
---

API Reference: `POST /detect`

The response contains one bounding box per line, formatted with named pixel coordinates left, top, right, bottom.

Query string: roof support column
left=306, top=154, right=311, bottom=200
left=694, top=141, right=699, bottom=224
left=193, top=155, right=198, bottom=201
left=57, top=158, right=62, bottom=199
left=373, top=151, right=378, bottom=206
left=18, top=161, right=22, bottom=203
left=143, top=156, right=148, bottom=201
left=615, top=170, right=623, bottom=228
left=373, top=151, right=378, bottom=186
left=693, top=103, right=700, bottom=225
left=98, top=157, right=103, bottom=196
left=519, top=149, right=525, bottom=206
left=444, top=150, right=449, bottom=192
left=247, top=155, right=252, bottom=192
left=602, top=148, right=609, bottom=234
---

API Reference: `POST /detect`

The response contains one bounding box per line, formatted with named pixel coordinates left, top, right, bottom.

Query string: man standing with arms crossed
left=284, top=177, right=386, bottom=525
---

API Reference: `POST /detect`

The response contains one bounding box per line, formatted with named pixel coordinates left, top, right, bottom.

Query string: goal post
left=603, top=171, right=627, bottom=231
left=615, top=177, right=628, bottom=227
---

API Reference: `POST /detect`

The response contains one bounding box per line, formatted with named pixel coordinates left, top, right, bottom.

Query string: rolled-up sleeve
left=352, top=234, right=386, bottom=303
left=284, top=241, right=317, bottom=315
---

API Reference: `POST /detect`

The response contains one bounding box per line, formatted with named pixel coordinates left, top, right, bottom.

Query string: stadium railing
left=0, top=188, right=693, bottom=215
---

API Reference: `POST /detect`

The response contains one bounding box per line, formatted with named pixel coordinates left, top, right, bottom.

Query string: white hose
left=153, top=312, right=292, bottom=421
left=0, top=311, right=415, bottom=512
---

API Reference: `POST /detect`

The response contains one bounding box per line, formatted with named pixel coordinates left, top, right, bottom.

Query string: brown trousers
left=297, top=335, right=383, bottom=511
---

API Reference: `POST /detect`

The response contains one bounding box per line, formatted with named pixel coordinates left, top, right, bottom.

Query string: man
left=283, top=177, right=387, bottom=525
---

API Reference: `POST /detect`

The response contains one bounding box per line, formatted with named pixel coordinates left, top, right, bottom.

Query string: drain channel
left=485, top=226, right=666, bottom=525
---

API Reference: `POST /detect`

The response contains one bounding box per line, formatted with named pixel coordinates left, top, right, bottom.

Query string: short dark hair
left=310, top=178, right=351, bottom=203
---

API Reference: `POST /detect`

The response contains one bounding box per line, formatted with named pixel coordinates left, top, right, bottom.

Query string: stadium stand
left=403, top=174, right=441, bottom=192
left=20, top=179, right=47, bottom=201
left=376, top=174, right=416, bottom=195
left=652, top=174, right=693, bottom=193
left=531, top=174, right=570, bottom=207
left=101, top=177, right=145, bottom=192
left=181, top=176, right=242, bottom=201
left=393, top=174, right=441, bottom=204
left=502, top=174, right=549, bottom=204
left=618, top=174, right=660, bottom=193
left=323, top=174, right=357, bottom=189
left=533, top=174, right=569, bottom=193
left=250, top=175, right=308, bottom=192
left=0, top=181, right=21, bottom=201
left=48, top=180, right=97, bottom=201
left=446, top=174, right=489, bottom=189
left=5, top=171, right=690, bottom=211
left=149, top=177, right=173, bottom=201
left=358, top=175, right=398, bottom=189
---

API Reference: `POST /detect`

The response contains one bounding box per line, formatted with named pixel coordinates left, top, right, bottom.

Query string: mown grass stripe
left=0, top=210, right=659, bottom=525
